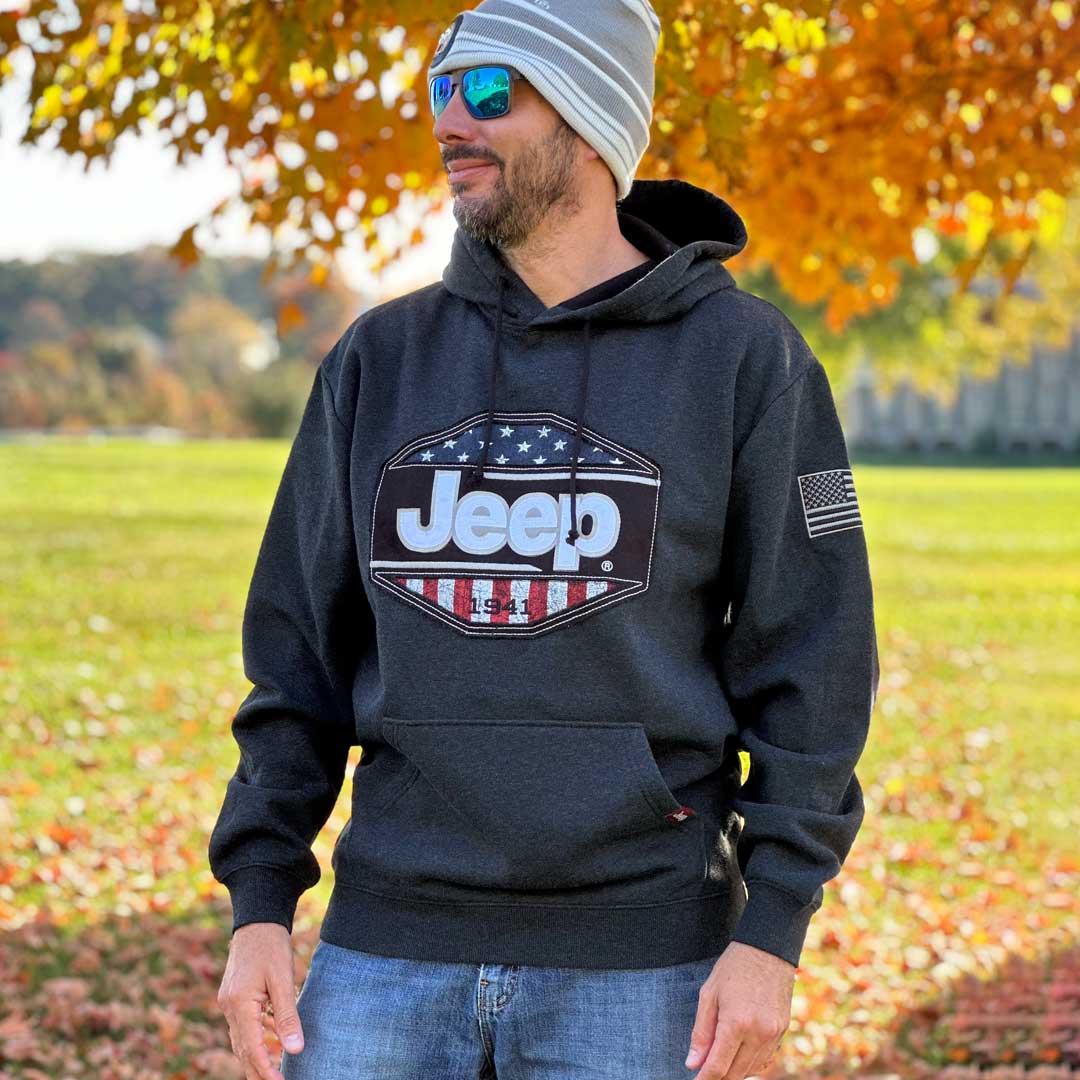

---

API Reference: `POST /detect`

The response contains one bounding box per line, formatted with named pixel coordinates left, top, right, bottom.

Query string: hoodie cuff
left=222, top=865, right=308, bottom=935
left=729, top=880, right=816, bottom=969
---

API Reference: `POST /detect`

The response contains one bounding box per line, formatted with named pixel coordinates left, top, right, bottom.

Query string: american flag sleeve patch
left=796, top=468, right=863, bottom=538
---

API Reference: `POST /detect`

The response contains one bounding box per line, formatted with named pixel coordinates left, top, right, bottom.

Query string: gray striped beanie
left=427, top=0, right=662, bottom=201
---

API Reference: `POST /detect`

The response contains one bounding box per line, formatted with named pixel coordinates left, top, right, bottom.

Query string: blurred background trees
left=1, top=0, right=1078, bottom=432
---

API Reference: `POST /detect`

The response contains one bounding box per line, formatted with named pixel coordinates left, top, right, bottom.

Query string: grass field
left=1, top=439, right=1078, bottom=1078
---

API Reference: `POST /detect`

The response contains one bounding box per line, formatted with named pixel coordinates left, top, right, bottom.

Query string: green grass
left=860, top=466, right=1080, bottom=849
left=2, top=441, right=1077, bottom=913
left=2, top=439, right=1078, bottom=1077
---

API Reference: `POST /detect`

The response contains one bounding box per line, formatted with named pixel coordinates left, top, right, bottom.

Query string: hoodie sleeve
left=717, top=350, right=879, bottom=970
left=207, top=349, right=370, bottom=935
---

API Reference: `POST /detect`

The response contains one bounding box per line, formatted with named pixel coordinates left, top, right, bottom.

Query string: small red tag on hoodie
left=665, top=805, right=696, bottom=824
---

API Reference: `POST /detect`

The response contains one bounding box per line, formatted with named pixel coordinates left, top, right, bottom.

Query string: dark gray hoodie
left=208, top=177, right=879, bottom=971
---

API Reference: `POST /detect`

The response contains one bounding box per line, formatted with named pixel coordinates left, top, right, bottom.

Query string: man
left=210, top=1, right=879, bottom=1078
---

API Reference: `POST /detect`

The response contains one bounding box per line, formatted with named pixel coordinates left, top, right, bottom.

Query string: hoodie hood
left=441, top=177, right=749, bottom=545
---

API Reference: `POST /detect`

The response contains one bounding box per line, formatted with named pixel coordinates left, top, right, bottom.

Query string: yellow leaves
left=8, top=0, right=1079, bottom=341
left=962, top=191, right=995, bottom=250
left=32, top=84, right=64, bottom=125
left=71, top=32, right=98, bottom=64
left=289, top=58, right=311, bottom=85
left=228, top=79, right=250, bottom=110
left=194, top=0, right=213, bottom=34
left=236, top=37, right=259, bottom=70
left=958, top=102, right=982, bottom=130
left=742, top=4, right=827, bottom=53
left=744, top=26, right=778, bottom=50
left=109, top=14, right=129, bottom=55
left=1034, top=189, right=1067, bottom=244
left=289, top=58, right=328, bottom=90
left=1049, top=1, right=1073, bottom=27
left=1049, top=82, right=1074, bottom=110
left=871, top=177, right=903, bottom=218
left=101, top=53, right=122, bottom=82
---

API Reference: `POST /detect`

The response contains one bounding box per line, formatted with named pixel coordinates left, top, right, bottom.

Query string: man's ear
left=570, top=129, right=599, bottom=163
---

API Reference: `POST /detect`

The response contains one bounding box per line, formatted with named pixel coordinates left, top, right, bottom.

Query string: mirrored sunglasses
left=429, top=65, right=526, bottom=121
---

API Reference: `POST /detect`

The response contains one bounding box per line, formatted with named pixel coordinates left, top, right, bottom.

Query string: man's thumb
left=269, top=980, right=304, bottom=1053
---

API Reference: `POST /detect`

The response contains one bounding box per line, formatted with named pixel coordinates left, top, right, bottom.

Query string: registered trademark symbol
left=601, top=560, right=613, bottom=572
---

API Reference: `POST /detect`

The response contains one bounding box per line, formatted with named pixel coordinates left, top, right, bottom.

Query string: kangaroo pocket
left=343, top=716, right=706, bottom=900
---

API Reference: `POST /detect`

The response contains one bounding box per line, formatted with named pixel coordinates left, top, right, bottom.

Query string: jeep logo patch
left=370, top=411, right=662, bottom=637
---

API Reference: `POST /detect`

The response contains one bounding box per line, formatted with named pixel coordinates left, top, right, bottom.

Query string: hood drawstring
left=466, top=273, right=593, bottom=548
left=466, top=273, right=505, bottom=496
left=565, top=317, right=591, bottom=545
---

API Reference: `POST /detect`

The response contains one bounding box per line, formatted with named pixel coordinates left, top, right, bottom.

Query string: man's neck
left=498, top=203, right=651, bottom=310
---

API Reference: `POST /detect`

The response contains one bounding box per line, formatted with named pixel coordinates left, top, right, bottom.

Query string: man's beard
left=450, top=117, right=582, bottom=250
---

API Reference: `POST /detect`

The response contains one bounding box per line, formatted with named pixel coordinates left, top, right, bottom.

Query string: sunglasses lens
left=430, top=75, right=452, bottom=118
left=462, top=67, right=511, bottom=118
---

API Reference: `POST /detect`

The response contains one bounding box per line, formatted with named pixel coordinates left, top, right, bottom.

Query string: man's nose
left=432, top=83, right=480, bottom=141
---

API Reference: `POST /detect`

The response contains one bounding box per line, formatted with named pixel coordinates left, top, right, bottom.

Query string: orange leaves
left=3, top=1, right=1077, bottom=326
left=275, top=299, right=306, bottom=337
left=169, top=223, right=200, bottom=271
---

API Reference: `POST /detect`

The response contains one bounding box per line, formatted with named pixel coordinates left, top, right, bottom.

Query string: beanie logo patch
left=431, top=14, right=464, bottom=68
left=369, top=411, right=662, bottom=637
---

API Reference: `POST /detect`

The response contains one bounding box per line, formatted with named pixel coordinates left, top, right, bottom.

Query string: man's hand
left=216, top=923, right=306, bottom=1080
left=684, top=941, right=796, bottom=1078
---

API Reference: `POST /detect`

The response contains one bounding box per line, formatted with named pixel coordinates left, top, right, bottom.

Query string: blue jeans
left=280, top=939, right=719, bottom=1079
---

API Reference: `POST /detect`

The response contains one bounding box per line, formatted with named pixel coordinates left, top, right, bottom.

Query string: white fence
left=842, top=326, right=1080, bottom=454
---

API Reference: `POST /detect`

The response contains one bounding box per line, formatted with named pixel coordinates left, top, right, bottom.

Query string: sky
left=0, top=53, right=459, bottom=304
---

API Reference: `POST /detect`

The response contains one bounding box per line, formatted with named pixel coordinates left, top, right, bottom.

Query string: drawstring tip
left=565, top=528, right=579, bottom=544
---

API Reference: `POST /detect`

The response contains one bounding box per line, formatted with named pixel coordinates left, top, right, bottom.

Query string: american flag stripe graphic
left=797, top=468, right=863, bottom=538
left=396, top=576, right=615, bottom=625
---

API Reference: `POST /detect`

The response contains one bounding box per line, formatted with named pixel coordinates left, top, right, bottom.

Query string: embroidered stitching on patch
left=368, top=411, right=662, bottom=637
left=796, top=468, right=863, bottom=538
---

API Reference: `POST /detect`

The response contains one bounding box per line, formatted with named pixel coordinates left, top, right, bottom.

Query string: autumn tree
left=1, top=0, right=1077, bottom=360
